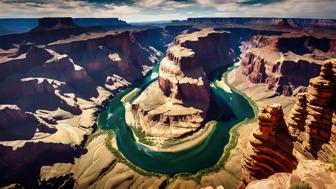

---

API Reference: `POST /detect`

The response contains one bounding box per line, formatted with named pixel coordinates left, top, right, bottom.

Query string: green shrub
left=289, top=181, right=312, bottom=189
left=331, top=157, right=336, bottom=171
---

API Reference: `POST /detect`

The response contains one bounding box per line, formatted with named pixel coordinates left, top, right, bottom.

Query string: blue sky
left=0, top=0, right=335, bottom=22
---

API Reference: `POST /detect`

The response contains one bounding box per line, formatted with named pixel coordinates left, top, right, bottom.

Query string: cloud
left=0, top=0, right=335, bottom=22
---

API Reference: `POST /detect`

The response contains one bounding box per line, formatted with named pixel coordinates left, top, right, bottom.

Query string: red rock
left=128, top=29, right=233, bottom=138
left=239, top=34, right=336, bottom=95
left=241, top=59, right=336, bottom=187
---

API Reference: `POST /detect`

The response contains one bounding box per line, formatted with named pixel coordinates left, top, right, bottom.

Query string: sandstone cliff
left=241, top=104, right=298, bottom=185
left=238, top=33, right=336, bottom=95
left=0, top=17, right=103, bottom=50
left=0, top=22, right=194, bottom=188
left=241, top=59, right=336, bottom=187
left=246, top=160, right=336, bottom=189
left=0, top=29, right=162, bottom=188
left=186, top=18, right=336, bottom=29
left=127, top=28, right=233, bottom=139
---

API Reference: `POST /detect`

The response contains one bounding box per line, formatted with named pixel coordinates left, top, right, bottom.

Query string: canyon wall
left=127, top=28, right=233, bottom=139
left=246, top=160, right=336, bottom=189
left=241, top=59, right=336, bottom=188
left=0, top=17, right=103, bottom=50
left=186, top=18, right=336, bottom=29
left=0, top=17, right=194, bottom=188
left=238, top=33, right=336, bottom=95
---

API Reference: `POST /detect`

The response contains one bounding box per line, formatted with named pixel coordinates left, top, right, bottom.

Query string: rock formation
left=0, top=28, right=160, bottom=188
left=73, top=18, right=129, bottom=30
left=0, top=105, right=39, bottom=141
left=31, top=17, right=78, bottom=32
left=238, top=33, right=336, bottom=95
left=186, top=17, right=336, bottom=29
left=241, top=59, right=336, bottom=187
left=0, top=22, right=196, bottom=188
left=246, top=160, right=336, bottom=189
left=241, top=104, right=298, bottom=186
left=127, top=28, right=233, bottom=139
left=0, top=17, right=103, bottom=50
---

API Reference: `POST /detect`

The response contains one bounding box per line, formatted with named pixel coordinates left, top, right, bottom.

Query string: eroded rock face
left=0, top=17, right=103, bottom=50
left=187, top=18, right=336, bottom=29
left=48, top=31, right=156, bottom=83
left=239, top=34, right=336, bottom=95
left=0, top=105, right=38, bottom=141
left=241, top=104, right=298, bottom=186
left=241, top=59, right=336, bottom=187
left=246, top=160, right=336, bottom=189
left=0, top=26, right=171, bottom=187
left=128, top=28, right=233, bottom=138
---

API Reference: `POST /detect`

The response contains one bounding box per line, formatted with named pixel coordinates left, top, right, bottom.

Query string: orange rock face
left=241, top=104, right=298, bottom=187
left=246, top=160, right=336, bottom=189
left=239, top=34, right=336, bottom=95
left=241, top=59, right=336, bottom=187
left=128, top=28, right=233, bottom=138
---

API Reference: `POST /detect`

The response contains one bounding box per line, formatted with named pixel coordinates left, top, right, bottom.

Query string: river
left=98, top=63, right=255, bottom=176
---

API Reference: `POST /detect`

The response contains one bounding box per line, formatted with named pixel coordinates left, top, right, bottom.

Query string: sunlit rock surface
left=127, top=28, right=233, bottom=138
left=239, top=33, right=336, bottom=95
left=241, top=59, right=336, bottom=187
left=246, top=160, right=336, bottom=189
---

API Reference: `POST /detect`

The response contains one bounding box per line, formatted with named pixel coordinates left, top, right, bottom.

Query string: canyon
left=239, top=33, right=336, bottom=95
left=241, top=59, right=336, bottom=188
left=0, top=16, right=336, bottom=189
left=0, top=17, right=180, bottom=188
left=185, top=17, right=336, bottom=29
left=126, top=28, right=233, bottom=139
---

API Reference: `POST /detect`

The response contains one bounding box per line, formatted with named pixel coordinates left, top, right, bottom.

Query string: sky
left=0, top=0, right=335, bottom=22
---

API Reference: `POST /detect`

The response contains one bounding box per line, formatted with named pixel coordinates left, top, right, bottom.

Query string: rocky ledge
left=241, top=59, right=336, bottom=187
left=238, top=33, right=336, bottom=95
left=246, top=160, right=336, bottom=189
left=126, top=28, right=233, bottom=139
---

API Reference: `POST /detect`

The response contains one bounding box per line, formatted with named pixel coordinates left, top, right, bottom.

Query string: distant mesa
left=0, top=17, right=129, bottom=36
left=31, top=17, right=78, bottom=32
left=73, top=18, right=130, bottom=29
left=0, top=17, right=104, bottom=50
left=185, top=17, right=336, bottom=29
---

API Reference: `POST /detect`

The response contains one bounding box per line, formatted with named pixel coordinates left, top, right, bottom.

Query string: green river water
left=98, top=63, right=256, bottom=176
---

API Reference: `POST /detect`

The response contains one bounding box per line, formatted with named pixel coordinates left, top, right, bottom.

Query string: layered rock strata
left=246, top=160, right=336, bottom=189
left=0, top=24, right=175, bottom=188
left=241, top=59, right=336, bottom=187
left=186, top=17, right=336, bottom=29
left=239, top=33, right=336, bottom=95
left=0, top=17, right=103, bottom=50
left=241, top=104, right=298, bottom=186
left=128, top=28, right=233, bottom=139
left=0, top=21, right=198, bottom=188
